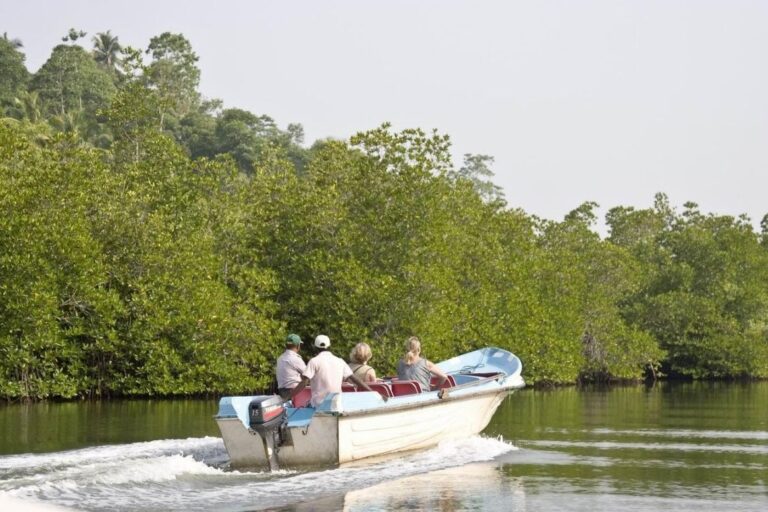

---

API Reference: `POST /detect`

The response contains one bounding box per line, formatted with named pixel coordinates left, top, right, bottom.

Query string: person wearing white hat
left=290, top=334, right=379, bottom=407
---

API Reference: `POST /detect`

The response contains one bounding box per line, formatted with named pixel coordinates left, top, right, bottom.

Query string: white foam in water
left=0, top=435, right=516, bottom=512
left=0, top=437, right=225, bottom=473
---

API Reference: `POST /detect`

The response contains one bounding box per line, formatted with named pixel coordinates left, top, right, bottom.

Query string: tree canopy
left=0, top=36, right=29, bottom=110
left=1, top=31, right=767, bottom=400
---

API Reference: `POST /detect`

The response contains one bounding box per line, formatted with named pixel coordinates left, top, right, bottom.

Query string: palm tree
left=92, top=31, right=122, bottom=70
left=2, top=32, right=23, bottom=48
left=13, top=91, right=42, bottom=123
left=50, top=108, right=85, bottom=135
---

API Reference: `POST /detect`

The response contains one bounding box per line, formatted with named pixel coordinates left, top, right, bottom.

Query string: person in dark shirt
left=396, top=336, right=447, bottom=392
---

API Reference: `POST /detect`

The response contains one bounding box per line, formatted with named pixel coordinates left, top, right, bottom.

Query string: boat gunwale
left=326, top=377, right=521, bottom=418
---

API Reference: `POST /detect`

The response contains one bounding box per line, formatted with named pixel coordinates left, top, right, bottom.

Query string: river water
left=0, top=382, right=766, bottom=511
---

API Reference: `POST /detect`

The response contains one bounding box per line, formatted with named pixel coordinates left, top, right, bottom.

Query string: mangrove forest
left=2, top=30, right=768, bottom=400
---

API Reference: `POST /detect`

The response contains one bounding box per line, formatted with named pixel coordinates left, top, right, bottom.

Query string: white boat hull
left=215, top=347, right=524, bottom=468
left=339, top=389, right=508, bottom=463
left=217, top=388, right=512, bottom=468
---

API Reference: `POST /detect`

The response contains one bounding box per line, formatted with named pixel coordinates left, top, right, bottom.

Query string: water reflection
left=263, top=462, right=524, bottom=512
left=0, top=399, right=219, bottom=455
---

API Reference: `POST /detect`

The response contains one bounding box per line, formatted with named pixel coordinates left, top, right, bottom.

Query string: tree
left=92, top=31, right=122, bottom=71
left=144, top=32, right=201, bottom=125
left=96, top=114, right=282, bottom=395
left=213, top=109, right=286, bottom=171
left=0, top=124, right=121, bottom=398
left=527, top=202, right=665, bottom=383
left=62, top=28, right=87, bottom=44
left=609, top=198, right=768, bottom=378
left=116, top=45, right=145, bottom=83
left=287, top=123, right=305, bottom=145
left=2, top=32, right=23, bottom=49
left=0, top=99, right=286, bottom=399
left=103, top=82, right=164, bottom=164
left=248, top=124, right=534, bottom=376
left=0, top=36, right=29, bottom=112
left=176, top=110, right=217, bottom=159
left=173, top=107, right=308, bottom=173
left=448, top=153, right=505, bottom=204
left=10, top=91, right=42, bottom=123
left=30, top=44, right=116, bottom=120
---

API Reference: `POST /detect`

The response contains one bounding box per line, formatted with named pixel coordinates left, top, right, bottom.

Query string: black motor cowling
left=248, top=395, right=286, bottom=471
left=249, top=395, right=285, bottom=431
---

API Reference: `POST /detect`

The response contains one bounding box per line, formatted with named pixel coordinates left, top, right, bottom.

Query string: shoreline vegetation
left=2, top=31, right=768, bottom=401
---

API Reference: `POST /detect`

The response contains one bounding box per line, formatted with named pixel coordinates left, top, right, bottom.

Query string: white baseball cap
left=314, top=334, right=331, bottom=349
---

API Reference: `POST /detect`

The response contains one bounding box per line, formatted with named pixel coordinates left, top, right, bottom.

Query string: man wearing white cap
left=290, top=334, right=378, bottom=407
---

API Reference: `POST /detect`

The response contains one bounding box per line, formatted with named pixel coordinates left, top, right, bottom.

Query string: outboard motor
left=248, top=395, right=285, bottom=471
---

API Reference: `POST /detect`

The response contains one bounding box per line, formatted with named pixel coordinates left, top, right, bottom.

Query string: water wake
left=0, top=435, right=516, bottom=511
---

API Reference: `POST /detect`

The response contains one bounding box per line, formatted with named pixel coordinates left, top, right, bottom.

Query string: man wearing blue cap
left=276, top=334, right=306, bottom=400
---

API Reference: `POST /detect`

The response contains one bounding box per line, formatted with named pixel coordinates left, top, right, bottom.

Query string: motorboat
left=214, top=347, right=524, bottom=469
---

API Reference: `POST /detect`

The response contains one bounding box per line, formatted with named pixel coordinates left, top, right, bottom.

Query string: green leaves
left=3, top=31, right=768, bottom=398
left=610, top=200, right=768, bottom=379
left=0, top=37, right=29, bottom=113
left=30, top=45, right=116, bottom=121
left=0, top=118, right=282, bottom=399
left=144, top=33, right=200, bottom=122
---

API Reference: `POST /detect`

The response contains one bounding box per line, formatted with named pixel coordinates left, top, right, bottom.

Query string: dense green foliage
left=1, top=32, right=767, bottom=399
left=0, top=36, right=29, bottom=111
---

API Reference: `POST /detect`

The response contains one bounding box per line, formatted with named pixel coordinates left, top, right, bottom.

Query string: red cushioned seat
left=391, top=380, right=421, bottom=396
left=292, top=388, right=312, bottom=408
left=367, top=383, right=393, bottom=398
left=430, top=374, right=456, bottom=390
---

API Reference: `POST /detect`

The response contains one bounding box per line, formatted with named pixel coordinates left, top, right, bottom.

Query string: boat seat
left=341, top=383, right=357, bottom=392
left=391, top=380, right=421, bottom=396
left=292, top=388, right=312, bottom=408
left=367, top=383, right=394, bottom=398
left=430, top=374, right=456, bottom=390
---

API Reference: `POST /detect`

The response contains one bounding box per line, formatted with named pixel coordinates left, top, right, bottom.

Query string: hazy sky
left=4, top=0, right=767, bottom=229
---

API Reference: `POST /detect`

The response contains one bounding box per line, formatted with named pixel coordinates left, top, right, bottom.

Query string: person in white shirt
left=290, top=334, right=379, bottom=407
left=276, top=334, right=307, bottom=400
